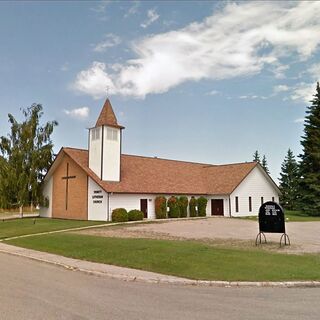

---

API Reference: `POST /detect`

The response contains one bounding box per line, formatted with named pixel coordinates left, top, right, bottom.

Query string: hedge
left=128, top=209, right=144, bottom=221
left=189, top=197, right=198, bottom=217
left=112, top=208, right=128, bottom=222
left=167, top=196, right=180, bottom=218
left=198, top=196, right=208, bottom=217
left=155, top=196, right=167, bottom=219
left=178, top=196, right=188, bottom=218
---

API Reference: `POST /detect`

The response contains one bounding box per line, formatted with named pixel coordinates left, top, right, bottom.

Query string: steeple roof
left=95, top=99, right=124, bottom=129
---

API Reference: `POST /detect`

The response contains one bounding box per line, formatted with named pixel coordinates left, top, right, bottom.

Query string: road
left=0, top=252, right=319, bottom=320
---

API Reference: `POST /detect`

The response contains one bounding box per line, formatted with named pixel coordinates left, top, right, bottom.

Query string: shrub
left=198, top=196, right=208, bottom=217
left=189, top=196, right=198, bottom=217
left=155, top=196, right=167, bottom=219
left=178, top=196, right=188, bottom=218
left=167, top=196, right=180, bottom=218
left=112, top=208, right=128, bottom=222
left=128, top=209, right=144, bottom=221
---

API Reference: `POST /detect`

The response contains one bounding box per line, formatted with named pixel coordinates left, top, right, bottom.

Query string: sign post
left=256, top=201, right=290, bottom=246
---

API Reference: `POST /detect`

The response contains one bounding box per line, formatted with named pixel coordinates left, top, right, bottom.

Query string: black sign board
left=258, top=201, right=285, bottom=234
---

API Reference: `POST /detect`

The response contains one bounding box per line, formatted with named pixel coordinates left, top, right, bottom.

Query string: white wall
left=230, top=166, right=280, bottom=217
left=102, top=126, right=121, bottom=182
left=206, top=196, right=230, bottom=217
left=88, top=178, right=109, bottom=221
left=110, top=194, right=156, bottom=219
left=89, top=127, right=102, bottom=178
left=39, top=176, right=53, bottom=218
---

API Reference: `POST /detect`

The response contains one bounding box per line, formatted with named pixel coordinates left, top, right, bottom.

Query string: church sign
left=256, top=201, right=290, bottom=246
left=92, top=190, right=104, bottom=204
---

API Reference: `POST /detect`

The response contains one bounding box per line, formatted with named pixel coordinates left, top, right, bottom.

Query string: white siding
left=230, top=166, right=280, bottom=217
left=206, top=196, right=230, bottom=217
left=102, top=126, right=121, bottom=182
left=39, top=176, right=53, bottom=218
left=89, top=127, right=102, bottom=178
left=88, top=178, right=109, bottom=221
left=110, top=194, right=156, bottom=219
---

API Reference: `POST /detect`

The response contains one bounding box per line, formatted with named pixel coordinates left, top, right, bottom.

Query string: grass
left=238, top=210, right=320, bottom=222
left=0, top=218, right=105, bottom=239
left=6, top=233, right=320, bottom=281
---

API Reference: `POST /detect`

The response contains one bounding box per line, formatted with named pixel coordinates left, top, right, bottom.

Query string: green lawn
left=0, top=218, right=105, bottom=239
left=238, top=210, right=320, bottom=222
left=6, top=233, right=320, bottom=281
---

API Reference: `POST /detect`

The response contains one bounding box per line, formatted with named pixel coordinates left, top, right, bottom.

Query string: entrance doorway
left=211, top=199, right=224, bottom=216
left=140, top=199, right=148, bottom=219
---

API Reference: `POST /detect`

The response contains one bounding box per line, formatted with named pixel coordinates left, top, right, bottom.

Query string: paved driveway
left=82, top=218, right=320, bottom=253
left=1, top=252, right=320, bottom=320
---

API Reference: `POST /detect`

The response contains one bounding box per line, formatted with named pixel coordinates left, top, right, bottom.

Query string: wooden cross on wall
left=62, top=163, right=76, bottom=210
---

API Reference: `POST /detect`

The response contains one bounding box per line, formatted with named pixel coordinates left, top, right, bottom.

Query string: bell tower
left=88, top=99, right=124, bottom=181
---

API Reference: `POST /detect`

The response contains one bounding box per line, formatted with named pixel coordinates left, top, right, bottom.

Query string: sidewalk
left=0, top=242, right=319, bottom=288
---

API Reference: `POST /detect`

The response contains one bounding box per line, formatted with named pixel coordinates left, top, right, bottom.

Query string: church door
left=211, top=199, right=224, bottom=216
left=140, top=199, right=148, bottom=219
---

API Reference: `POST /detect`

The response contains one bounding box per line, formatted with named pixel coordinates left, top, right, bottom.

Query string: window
left=91, top=128, right=100, bottom=141
left=235, top=197, right=239, bottom=213
left=272, top=196, right=275, bottom=202
left=107, top=128, right=118, bottom=141
left=249, top=197, right=252, bottom=212
left=261, top=197, right=264, bottom=205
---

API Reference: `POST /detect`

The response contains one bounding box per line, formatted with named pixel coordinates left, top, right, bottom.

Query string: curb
left=0, top=243, right=319, bottom=288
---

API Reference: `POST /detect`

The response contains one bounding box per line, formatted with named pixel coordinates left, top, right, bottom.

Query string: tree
left=279, top=149, right=299, bottom=210
left=261, top=155, right=270, bottom=174
left=298, top=82, right=320, bottom=216
left=253, top=150, right=260, bottom=163
left=167, top=196, right=180, bottom=218
left=0, top=104, right=57, bottom=215
left=189, top=197, right=198, bottom=217
left=197, top=196, right=208, bottom=217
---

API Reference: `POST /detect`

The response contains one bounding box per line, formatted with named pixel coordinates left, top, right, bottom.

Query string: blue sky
left=0, top=1, right=319, bottom=181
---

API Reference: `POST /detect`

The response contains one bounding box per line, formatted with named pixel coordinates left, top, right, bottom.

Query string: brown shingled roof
left=95, top=99, right=124, bottom=129
left=61, top=147, right=262, bottom=195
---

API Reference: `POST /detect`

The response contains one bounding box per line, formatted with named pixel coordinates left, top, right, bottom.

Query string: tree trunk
left=19, top=205, right=23, bottom=218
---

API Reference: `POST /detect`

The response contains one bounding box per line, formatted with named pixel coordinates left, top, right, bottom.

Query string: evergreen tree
left=0, top=104, right=57, bottom=214
left=299, top=82, right=320, bottom=216
left=253, top=150, right=261, bottom=163
left=261, top=155, right=270, bottom=174
left=279, top=149, right=299, bottom=210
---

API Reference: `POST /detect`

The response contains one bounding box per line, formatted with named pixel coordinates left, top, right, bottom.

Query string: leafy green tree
left=253, top=150, right=261, bottom=163
left=197, top=196, right=208, bottom=217
left=189, top=197, right=198, bottom=217
left=298, top=82, right=320, bottom=216
left=279, top=149, right=299, bottom=210
left=178, top=196, right=188, bottom=218
left=167, top=196, right=180, bottom=218
left=0, top=104, right=57, bottom=215
left=261, top=155, right=270, bottom=174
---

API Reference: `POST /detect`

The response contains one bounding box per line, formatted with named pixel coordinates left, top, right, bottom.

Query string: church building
left=40, top=99, right=280, bottom=220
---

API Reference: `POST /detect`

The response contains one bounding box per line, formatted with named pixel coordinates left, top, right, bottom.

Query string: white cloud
left=290, top=82, right=317, bottom=103
left=308, top=63, right=320, bottom=80
left=273, top=84, right=289, bottom=93
left=294, top=118, right=305, bottom=123
left=124, top=1, right=140, bottom=18
left=93, top=34, right=121, bottom=52
left=206, top=90, right=219, bottom=96
left=140, top=9, right=159, bottom=28
left=74, top=1, right=320, bottom=99
left=64, top=107, right=90, bottom=120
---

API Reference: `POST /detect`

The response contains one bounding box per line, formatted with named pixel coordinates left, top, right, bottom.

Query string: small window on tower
left=107, top=128, right=118, bottom=141
left=91, top=128, right=100, bottom=141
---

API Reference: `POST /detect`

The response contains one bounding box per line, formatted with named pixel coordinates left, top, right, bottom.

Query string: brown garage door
left=211, top=199, right=224, bottom=216
left=140, top=199, right=148, bottom=219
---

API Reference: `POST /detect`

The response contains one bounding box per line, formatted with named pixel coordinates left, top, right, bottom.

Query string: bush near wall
left=112, top=208, right=128, bottom=222
left=189, top=197, right=198, bottom=217
left=198, top=196, right=208, bottom=217
left=155, top=196, right=167, bottom=219
left=128, top=209, right=144, bottom=221
left=167, top=196, right=180, bottom=218
left=178, top=196, right=188, bottom=218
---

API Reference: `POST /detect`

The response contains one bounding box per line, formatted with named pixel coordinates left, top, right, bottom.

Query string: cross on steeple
left=106, top=86, right=110, bottom=98
left=62, top=163, right=76, bottom=210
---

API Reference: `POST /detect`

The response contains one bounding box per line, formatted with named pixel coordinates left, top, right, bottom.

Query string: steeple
left=89, top=98, right=123, bottom=182
left=95, top=99, right=124, bottom=129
